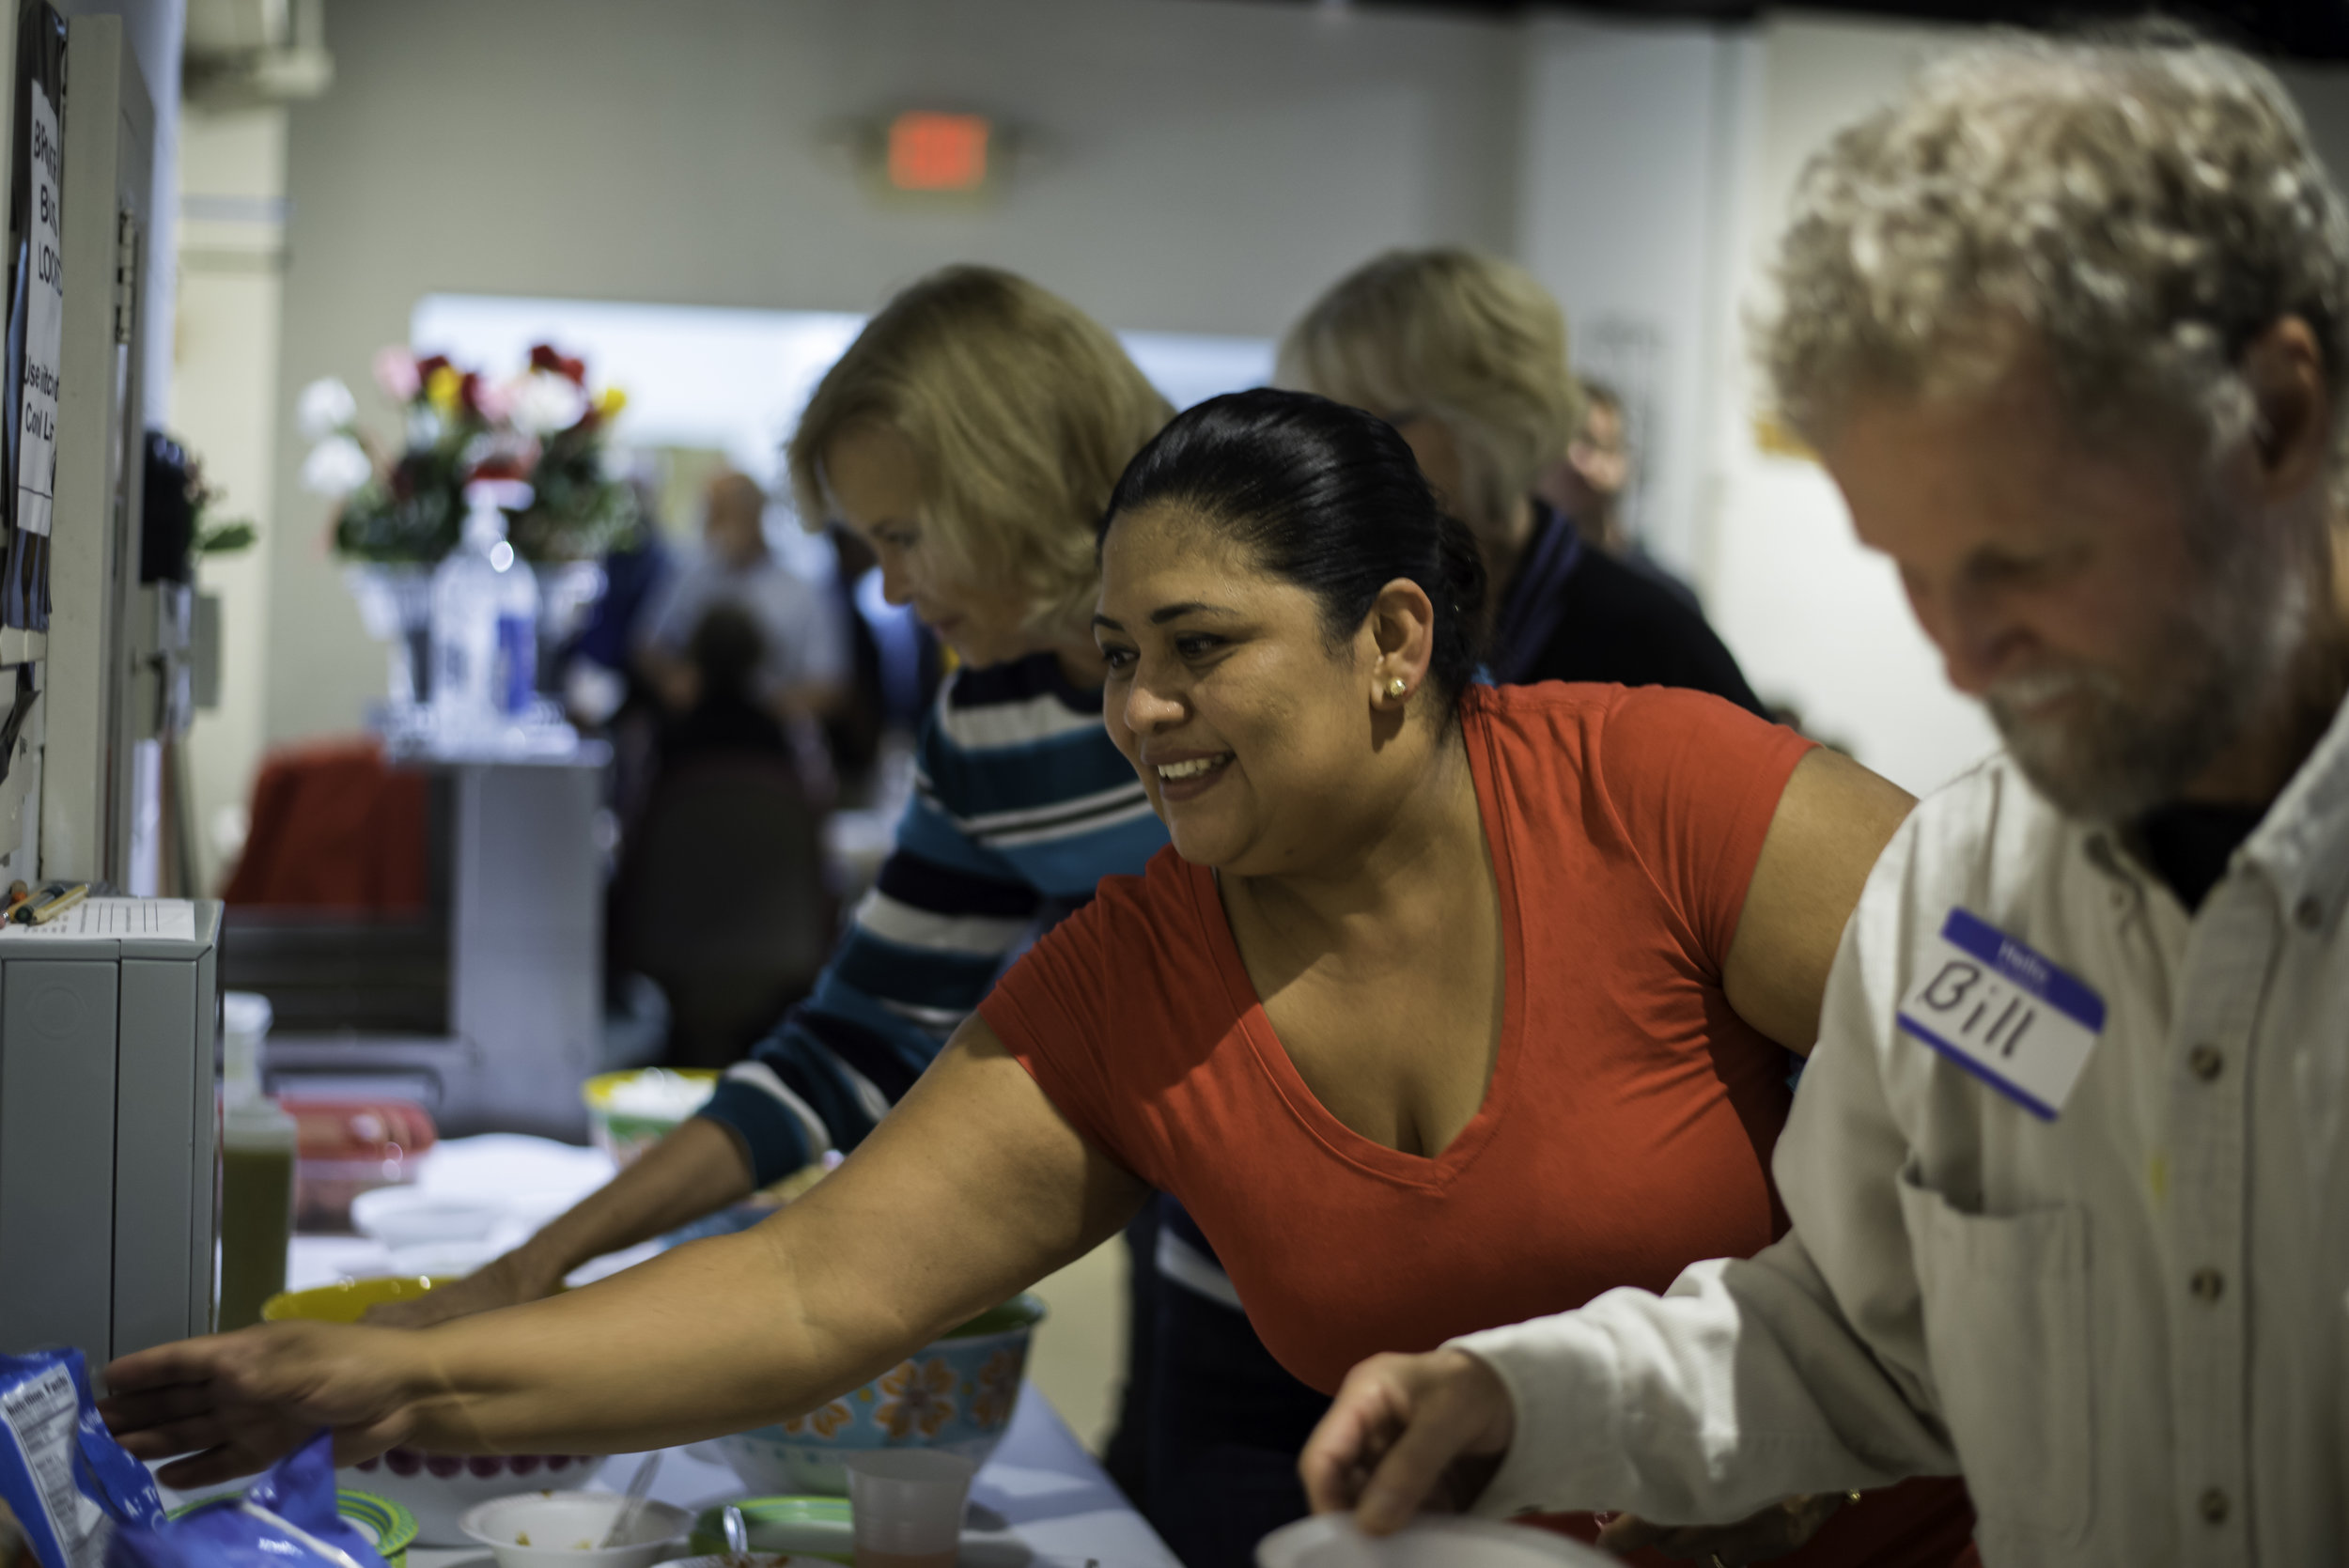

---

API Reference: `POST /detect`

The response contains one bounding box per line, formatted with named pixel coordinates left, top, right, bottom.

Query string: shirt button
left=2188, top=1044, right=2224, bottom=1081
left=2296, top=895, right=2325, bottom=931
left=2200, top=1487, right=2230, bottom=1524
left=2190, top=1267, right=2225, bottom=1301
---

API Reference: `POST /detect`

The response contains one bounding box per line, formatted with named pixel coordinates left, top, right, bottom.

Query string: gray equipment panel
left=0, top=901, right=219, bottom=1364
left=0, top=958, right=120, bottom=1359
left=114, top=955, right=197, bottom=1353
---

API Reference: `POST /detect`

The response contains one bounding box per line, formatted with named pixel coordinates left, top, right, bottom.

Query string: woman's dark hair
left=1098, top=389, right=1488, bottom=703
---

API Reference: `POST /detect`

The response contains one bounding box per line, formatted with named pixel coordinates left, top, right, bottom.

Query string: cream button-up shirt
left=1453, top=695, right=2349, bottom=1566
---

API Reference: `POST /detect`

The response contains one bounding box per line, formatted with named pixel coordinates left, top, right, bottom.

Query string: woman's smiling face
left=1094, top=504, right=1389, bottom=875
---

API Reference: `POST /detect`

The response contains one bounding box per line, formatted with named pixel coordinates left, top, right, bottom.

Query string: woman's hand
left=365, top=1252, right=549, bottom=1329
left=367, top=1118, right=760, bottom=1330
left=1595, top=1494, right=1848, bottom=1564
left=101, top=1323, right=430, bottom=1488
left=1298, top=1349, right=1516, bottom=1535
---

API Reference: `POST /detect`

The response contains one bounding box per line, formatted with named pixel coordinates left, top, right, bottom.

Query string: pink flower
left=374, top=347, right=422, bottom=401
left=471, top=374, right=515, bottom=425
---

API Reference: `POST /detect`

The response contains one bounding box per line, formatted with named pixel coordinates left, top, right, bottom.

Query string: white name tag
left=1895, top=908, right=2105, bottom=1119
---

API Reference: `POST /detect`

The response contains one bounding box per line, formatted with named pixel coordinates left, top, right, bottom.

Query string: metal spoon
left=721, top=1504, right=750, bottom=1565
left=599, top=1452, right=664, bottom=1548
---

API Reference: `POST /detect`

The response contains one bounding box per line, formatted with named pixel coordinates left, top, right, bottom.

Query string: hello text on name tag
left=1895, top=908, right=2106, bottom=1120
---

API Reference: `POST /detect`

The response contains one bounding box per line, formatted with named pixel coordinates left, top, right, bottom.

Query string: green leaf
left=194, top=520, right=258, bottom=554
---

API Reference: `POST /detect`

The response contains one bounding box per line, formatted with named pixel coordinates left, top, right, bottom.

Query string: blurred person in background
left=1283, top=249, right=1763, bottom=713
left=634, top=470, right=851, bottom=731
left=1538, top=379, right=1704, bottom=612
left=1299, top=27, right=2349, bottom=1565
left=658, top=604, right=792, bottom=766
left=1539, top=378, right=1631, bottom=552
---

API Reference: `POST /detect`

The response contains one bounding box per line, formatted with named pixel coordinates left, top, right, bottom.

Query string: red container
left=281, top=1097, right=437, bottom=1232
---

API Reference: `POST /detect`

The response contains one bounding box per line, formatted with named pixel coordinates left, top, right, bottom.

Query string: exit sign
left=887, top=111, right=991, bottom=193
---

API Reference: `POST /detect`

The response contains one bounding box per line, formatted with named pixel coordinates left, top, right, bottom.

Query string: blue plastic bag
left=109, top=1435, right=386, bottom=1568
left=0, top=1350, right=167, bottom=1568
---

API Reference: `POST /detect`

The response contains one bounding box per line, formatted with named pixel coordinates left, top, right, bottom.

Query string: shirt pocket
left=1895, top=1160, right=2093, bottom=1547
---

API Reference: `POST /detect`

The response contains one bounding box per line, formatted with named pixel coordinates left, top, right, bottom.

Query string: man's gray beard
left=1985, top=515, right=2310, bottom=827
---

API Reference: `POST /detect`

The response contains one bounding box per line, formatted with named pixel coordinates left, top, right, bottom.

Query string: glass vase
left=342, top=562, right=436, bottom=710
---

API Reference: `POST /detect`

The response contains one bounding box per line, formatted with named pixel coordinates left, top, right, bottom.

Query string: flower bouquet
left=301, top=344, right=638, bottom=567
left=302, top=344, right=640, bottom=712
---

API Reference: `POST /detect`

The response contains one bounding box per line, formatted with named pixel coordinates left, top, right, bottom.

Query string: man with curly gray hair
left=1296, top=26, right=2349, bottom=1566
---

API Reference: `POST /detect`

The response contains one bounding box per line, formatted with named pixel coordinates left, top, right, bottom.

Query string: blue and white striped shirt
left=697, top=651, right=1167, bottom=1186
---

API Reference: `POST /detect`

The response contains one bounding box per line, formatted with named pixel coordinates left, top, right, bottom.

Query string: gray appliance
left=0, top=900, right=221, bottom=1364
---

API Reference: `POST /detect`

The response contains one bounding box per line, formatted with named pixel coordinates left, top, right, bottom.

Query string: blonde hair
left=1766, top=25, right=2349, bottom=498
left=1277, top=249, right=1583, bottom=534
left=788, top=266, right=1173, bottom=638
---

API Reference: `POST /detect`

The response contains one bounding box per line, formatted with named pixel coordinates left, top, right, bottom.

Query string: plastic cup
left=844, top=1451, right=975, bottom=1568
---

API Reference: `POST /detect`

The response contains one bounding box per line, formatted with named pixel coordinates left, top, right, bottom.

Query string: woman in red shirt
left=107, top=391, right=1968, bottom=1566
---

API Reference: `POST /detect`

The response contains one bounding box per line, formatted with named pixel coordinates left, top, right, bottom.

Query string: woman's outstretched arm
left=102, top=1020, right=1145, bottom=1488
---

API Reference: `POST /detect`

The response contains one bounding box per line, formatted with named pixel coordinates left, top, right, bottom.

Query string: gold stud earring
left=1386, top=677, right=1408, bottom=700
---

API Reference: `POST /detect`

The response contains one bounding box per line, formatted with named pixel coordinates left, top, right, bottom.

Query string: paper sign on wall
left=15, top=79, right=58, bottom=540
left=2, top=1, right=66, bottom=631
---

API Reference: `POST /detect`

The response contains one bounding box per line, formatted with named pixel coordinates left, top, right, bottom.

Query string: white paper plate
left=1257, top=1515, right=1610, bottom=1568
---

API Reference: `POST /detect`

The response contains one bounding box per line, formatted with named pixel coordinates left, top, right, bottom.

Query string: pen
left=8, top=880, right=59, bottom=922
left=17, top=882, right=86, bottom=924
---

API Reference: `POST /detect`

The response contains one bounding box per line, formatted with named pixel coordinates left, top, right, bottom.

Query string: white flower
left=506, top=370, right=588, bottom=436
left=301, top=434, right=373, bottom=497
left=296, top=377, right=358, bottom=440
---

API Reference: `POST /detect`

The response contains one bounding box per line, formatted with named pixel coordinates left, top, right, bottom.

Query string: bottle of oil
left=216, top=992, right=294, bottom=1331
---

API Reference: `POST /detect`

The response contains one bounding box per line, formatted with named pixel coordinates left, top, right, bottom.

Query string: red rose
left=468, top=451, right=529, bottom=481
left=529, top=342, right=588, bottom=384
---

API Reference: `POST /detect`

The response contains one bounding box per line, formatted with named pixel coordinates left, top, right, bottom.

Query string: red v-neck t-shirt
left=980, top=681, right=1815, bottom=1392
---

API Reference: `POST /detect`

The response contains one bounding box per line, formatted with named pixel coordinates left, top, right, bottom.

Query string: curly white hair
left=1766, top=24, right=2349, bottom=497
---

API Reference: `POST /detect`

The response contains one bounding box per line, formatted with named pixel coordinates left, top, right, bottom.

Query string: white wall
left=1694, top=15, right=2001, bottom=797
left=1514, top=14, right=1739, bottom=575
left=172, top=104, right=286, bottom=890
left=262, top=0, right=1523, bottom=744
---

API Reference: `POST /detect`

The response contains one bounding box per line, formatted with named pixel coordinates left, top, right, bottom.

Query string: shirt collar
left=2236, top=685, right=2349, bottom=927
left=2074, top=687, right=2349, bottom=927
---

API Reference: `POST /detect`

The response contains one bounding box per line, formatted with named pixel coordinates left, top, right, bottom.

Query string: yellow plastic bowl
left=257, top=1276, right=597, bottom=1548
left=581, top=1068, right=720, bottom=1168
left=262, top=1276, right=454, bottom=1324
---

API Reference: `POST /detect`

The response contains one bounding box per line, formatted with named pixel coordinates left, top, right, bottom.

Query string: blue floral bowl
left=714, top=1295, right=1046, bottom=1495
